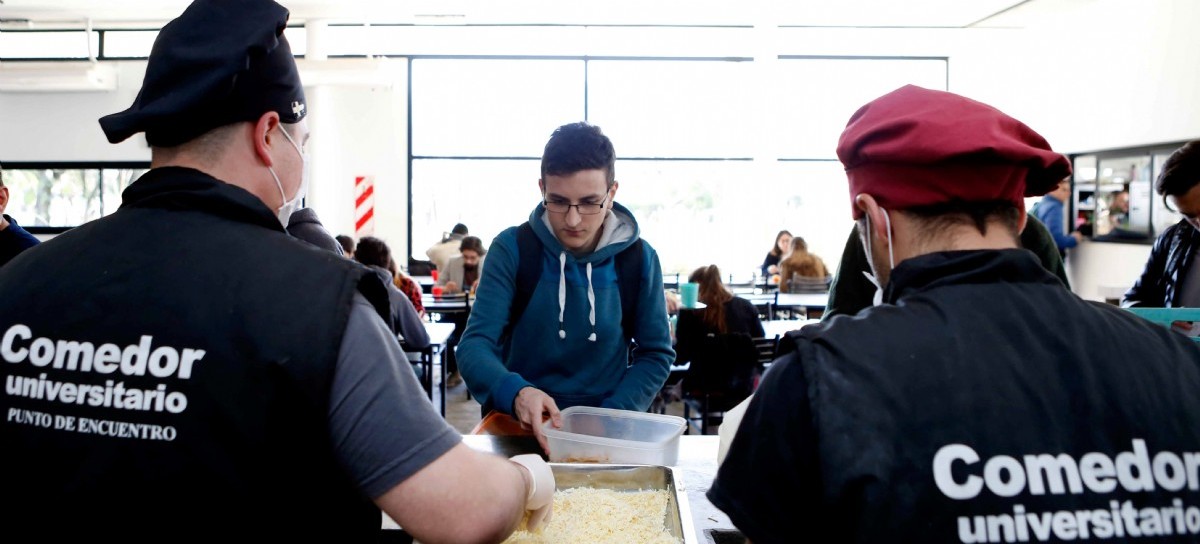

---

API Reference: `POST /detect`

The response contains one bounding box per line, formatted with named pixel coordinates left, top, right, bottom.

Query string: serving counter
left=382, top=435, right=737, bottom=543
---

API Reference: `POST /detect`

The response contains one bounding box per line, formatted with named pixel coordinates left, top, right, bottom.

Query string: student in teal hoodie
left=458, top=122, right=674, bottom=452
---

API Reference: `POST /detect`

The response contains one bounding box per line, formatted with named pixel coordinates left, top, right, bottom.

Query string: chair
left=784, top=274, right=832, bottom=294
left=681, top=332, right=759, bottom=435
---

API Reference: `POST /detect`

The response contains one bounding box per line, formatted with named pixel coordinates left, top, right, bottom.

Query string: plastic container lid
left=542, top=406, right=687, bottom=465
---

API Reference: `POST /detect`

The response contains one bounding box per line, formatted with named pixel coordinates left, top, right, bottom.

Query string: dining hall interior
left=3, top=1, right=1200, bottom=541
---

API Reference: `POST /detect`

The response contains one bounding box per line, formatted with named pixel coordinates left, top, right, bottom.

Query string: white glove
left=510, top=454, right=555, bottom=531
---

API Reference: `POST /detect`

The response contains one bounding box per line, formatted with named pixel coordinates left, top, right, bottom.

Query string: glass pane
left=775, top=58, right=947, bottom=159
left=102, top=30, right=158, bottom=58
left=411, top=59, right=584, bottom=157
left=1, top=167, right=147, bottom=228
left=0, top=168, right=98, bottom=227
left=587, top=60, right=757, bottom=158
left=1152, top=151, right=1182, bottom=235
left=1094, top=155, right=1151, bottom=240
left=0, top=31, right=100, bottom=59
left=410, top=159, right=540, bottom=262
left=100, top=168, right=147, bottom=216
left=617, top=160, right=853, bottom=280
left=104, top=28, right=303, bottom=59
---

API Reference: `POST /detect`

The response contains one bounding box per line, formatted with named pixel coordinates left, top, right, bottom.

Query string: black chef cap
left=99, top=0, right=307, bottom=147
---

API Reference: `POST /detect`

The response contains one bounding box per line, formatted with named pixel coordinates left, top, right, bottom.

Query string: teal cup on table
left=680, top=282, right=699, bottom=309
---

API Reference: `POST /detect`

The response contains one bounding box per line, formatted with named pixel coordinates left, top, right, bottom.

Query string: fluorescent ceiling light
left=0, top=61, right=117, bottom=92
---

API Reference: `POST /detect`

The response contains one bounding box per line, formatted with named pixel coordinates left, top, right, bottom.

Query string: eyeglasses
left=542, top=193, right=610, bottom=215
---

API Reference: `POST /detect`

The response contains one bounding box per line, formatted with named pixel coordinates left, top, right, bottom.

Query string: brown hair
left=779, top=236, right=830, bottom=291
left=1157, top=140, right=1200, bottom=197
left=689, top=264, right=733, bottom=334
left=767, top=230, right=792, bottom=257
left=459, top=235, right=487, bottom=256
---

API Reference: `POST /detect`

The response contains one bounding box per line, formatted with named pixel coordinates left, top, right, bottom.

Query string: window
left=587, top=60, right=756, bottom=158
left=411, top=59, right=584, bottom=157
left=1, top=165, right=148, bottom=232
left=775, top=57, right=948, bottom=159
left=618, top=160, right=852, bottom=279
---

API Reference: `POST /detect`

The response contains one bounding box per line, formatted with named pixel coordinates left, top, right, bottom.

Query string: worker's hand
left=510, top=454, right=555, bottom=532
left=513, top=387, right=562, bottom=454
left=443, top=280, right=460, bottom=293
left=1071, top=231, right=1084, bottom=243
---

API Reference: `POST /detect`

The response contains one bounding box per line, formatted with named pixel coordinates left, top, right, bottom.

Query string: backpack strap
left=615, top=238, right=645, bottom=343
left=504, top=221, right=645, bottom=344
left=503, top=222, right=542, bottom=341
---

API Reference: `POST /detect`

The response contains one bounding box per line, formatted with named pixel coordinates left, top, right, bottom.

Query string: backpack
left=504, top=222, right=645, bottom=344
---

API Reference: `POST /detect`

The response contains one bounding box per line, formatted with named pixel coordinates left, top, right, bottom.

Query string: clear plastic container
left=542, top=406, right=687, bottom=466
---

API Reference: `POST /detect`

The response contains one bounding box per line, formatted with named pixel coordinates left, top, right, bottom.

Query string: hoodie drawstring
left=585, top=262, right=597, bottom=342
left=556, top=251, right=598, bottom=342
left=558, top=252, right=567, bottom=339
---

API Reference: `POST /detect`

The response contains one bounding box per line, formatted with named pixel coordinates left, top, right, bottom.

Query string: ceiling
left=0, top=0, right=1094, bottom=29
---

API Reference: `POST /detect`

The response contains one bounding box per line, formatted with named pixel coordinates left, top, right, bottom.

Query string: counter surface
left=460, top=434, right=734, bottom=542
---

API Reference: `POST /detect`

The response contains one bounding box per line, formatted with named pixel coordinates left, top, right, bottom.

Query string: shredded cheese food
left=503, top=487, right=679, bottom=544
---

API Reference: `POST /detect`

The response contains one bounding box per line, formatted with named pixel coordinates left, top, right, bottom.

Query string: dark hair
left=451, top=223, right=469, bottom=235
left=354, top=236, right=391, bottom=269
left=689, top=264, right=733, bottom=334
left=899, top=199, right=1022, bottom=244
left=335, top=235, right=355, bottom=255
left=459, top=235, right=486, bottom=256
left=768, top=230, right=792, bottom=257
left=541, top=122, right=616, bottom=188
left=1156, top=141, right=1200, bottom=197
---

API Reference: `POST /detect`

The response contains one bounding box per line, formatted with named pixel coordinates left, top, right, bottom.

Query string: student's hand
left=1071, top=232, right=1084, bottom=243
left=444, top=280, right=460, bottom=293
left=513, top=387, right=562, bottom=454
left=767, top=264, right=779, bottom=274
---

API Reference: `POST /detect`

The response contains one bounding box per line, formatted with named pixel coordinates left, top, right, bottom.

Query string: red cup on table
left=431, top=269, right=439, bottom=281
left=431, top=285, right=444, bottom=297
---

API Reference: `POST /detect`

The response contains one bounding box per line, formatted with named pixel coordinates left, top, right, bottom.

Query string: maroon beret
left=836, top=85, right=1071, bottom=219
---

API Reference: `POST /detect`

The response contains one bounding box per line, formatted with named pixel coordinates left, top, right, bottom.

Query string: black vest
left=0, top=168, right=392, bottom=540
left=790, top=250, right=1200, bottom=543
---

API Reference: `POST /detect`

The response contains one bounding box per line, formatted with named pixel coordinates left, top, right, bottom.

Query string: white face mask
left=267, top=125, right=310, bottom=228
left=860, top=207, right=895, bottom=307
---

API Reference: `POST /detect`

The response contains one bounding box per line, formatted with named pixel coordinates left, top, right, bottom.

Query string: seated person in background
left=335, top=234, right=355, bottom=258
left=824, top=211, right=1069, bottom=320
left=426, top=222, right=467, bottom=272
left=355, top=236, right=430, bottom=350
left=759, top=229, right=792, bottom=279
left=436, top=234, right=487, bottom=387
left=777, top=236, right=830, bottom=293
left=675, top=264, right=765, bottom=362
left=675, top=264, right=765, bottom=413
left=286, top=207, right=343, bottom=256
left=438, top=235, right=487, bottom=294
left=1124, top=140, right=1200, bottom=308
left=710, top=85, right=1200, bottom=544
left=388, top=256, right=425, bottom=317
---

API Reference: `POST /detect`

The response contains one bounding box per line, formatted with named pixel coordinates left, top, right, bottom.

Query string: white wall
left=305, top=69, right=410, bottom=259
left=0, top=61, right=151, bottom=162
left=949, top=0, right=1200, bottom=300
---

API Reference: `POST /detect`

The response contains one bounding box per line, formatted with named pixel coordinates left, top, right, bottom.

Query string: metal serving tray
left=550, top=463, right=699, bottom=544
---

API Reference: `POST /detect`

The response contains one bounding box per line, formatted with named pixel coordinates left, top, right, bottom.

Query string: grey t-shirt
left=330, top=292, right=462, bottom=499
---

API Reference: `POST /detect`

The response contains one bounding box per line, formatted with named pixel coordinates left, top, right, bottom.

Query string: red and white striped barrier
left=354, top=175, right=375, bottom=238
